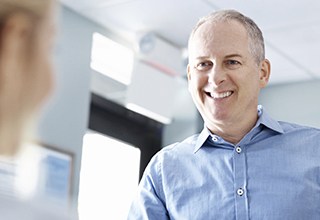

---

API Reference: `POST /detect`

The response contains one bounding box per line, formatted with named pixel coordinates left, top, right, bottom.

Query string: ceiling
left=60, top=0, right=320, bottom=85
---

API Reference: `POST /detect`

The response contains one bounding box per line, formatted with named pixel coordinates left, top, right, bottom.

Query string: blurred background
left=6, top=0, right=320, bottom=219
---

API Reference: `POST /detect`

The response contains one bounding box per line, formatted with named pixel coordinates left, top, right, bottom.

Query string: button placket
left=234, top=144, right=249, bottom=219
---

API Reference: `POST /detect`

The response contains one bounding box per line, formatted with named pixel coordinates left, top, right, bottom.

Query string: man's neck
left=206, top=111, right=259, bottom=145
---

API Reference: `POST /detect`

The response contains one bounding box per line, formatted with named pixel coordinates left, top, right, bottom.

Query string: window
left=90, top=32, right=134, bottom=85
left=78, top=131, right=141, bottom=220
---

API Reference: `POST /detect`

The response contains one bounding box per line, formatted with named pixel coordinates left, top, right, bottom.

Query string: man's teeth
left=211, top=91, right=232, bottom=99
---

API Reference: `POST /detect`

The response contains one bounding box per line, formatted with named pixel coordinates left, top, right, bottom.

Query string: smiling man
left=187, top=13, right=270, bottom=145
left=127, top=10, right=320, bottom=220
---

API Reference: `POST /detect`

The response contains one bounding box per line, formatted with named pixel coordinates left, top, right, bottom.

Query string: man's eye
left=225, top=60, right=241, bottom=69
left=195, top=61, right=213, bottom=70
left=226, top=60, right=241, bottom=66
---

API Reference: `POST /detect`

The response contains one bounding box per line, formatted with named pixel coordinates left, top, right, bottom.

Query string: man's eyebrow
left=224, top=54, right=243, bottom=59
left=194, top=56, right=210, bottom=60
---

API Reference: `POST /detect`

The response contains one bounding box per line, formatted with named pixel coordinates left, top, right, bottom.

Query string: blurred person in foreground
left=0, top=0, right=77, bottom=219
left=128, top=9, right=320, bottom=220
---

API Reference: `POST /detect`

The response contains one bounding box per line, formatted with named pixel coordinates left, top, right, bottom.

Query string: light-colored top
left=0, top=160, right=77, bottom=220
left=0, top=196, right=77, bottom=220
left=128, top=106, right=320, bottom=220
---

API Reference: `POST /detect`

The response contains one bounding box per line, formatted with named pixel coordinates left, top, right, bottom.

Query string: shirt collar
left=193, top=127, right=211, bottom=153
left=256, top=105, right=284, bottom=134
left=193, top=105, right=284, bottom=153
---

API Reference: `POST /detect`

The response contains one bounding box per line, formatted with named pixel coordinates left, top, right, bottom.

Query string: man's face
left=187, top=20, right=269, bottom=131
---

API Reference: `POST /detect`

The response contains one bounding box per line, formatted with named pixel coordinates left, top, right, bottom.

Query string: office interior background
left=4, top=0, right=320, bottom=219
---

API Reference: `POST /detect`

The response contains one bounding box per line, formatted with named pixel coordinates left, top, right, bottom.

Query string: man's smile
left=205, top=91, right=234, bottom=100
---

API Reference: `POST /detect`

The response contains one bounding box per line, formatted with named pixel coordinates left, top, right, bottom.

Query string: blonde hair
left=0, top=0, right=52, bottom=21
left=0, top=0, right=55, bottom=155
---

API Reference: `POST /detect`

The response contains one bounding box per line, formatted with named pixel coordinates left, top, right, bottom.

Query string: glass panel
left=79, top=130, right=140, bottom=220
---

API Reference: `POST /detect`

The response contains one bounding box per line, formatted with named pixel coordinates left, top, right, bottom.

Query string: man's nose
left=208, top=64, right=226, bottom=86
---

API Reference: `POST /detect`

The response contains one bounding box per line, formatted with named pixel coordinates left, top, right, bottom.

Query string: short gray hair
left=189, top=9, right=265, bottom=64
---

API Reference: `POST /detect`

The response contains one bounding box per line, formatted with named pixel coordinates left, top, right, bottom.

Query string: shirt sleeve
left=127, top=153, right=169, bottom=220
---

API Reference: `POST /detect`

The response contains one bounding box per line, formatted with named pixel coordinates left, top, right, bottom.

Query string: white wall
left=259, top=80, right=320, bottom=128
left=162, top=79, right=199, bottom=146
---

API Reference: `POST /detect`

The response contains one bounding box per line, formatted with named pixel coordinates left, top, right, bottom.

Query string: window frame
left=88, top=93, right=163, bottom=180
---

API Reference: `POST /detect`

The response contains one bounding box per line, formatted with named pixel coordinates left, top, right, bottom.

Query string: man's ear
left=259, top=59, right=271, bottom=88
left=187, top=64, right=192, bottom=81
left=186, top=64, right=193, bottom=93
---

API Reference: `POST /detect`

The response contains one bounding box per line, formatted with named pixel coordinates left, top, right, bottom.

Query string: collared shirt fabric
left=127, top=106, right=320, bottom=220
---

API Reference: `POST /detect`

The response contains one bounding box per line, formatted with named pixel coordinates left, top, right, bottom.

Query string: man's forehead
left=189, top=20, right=249, bottom=48
left=195, top=19, right=246, bottom=38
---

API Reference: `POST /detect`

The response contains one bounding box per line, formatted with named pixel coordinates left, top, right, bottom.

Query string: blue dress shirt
left=128, top=106, right=320, bottom=220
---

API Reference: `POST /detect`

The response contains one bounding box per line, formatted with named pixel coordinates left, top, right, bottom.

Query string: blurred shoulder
left=279, top=121, right=320, bottom=134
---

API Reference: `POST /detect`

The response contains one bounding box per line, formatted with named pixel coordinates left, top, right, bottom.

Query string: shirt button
left=237, top=188, right=244, bottom=196
left=235, top=146, right=242, bottom=154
